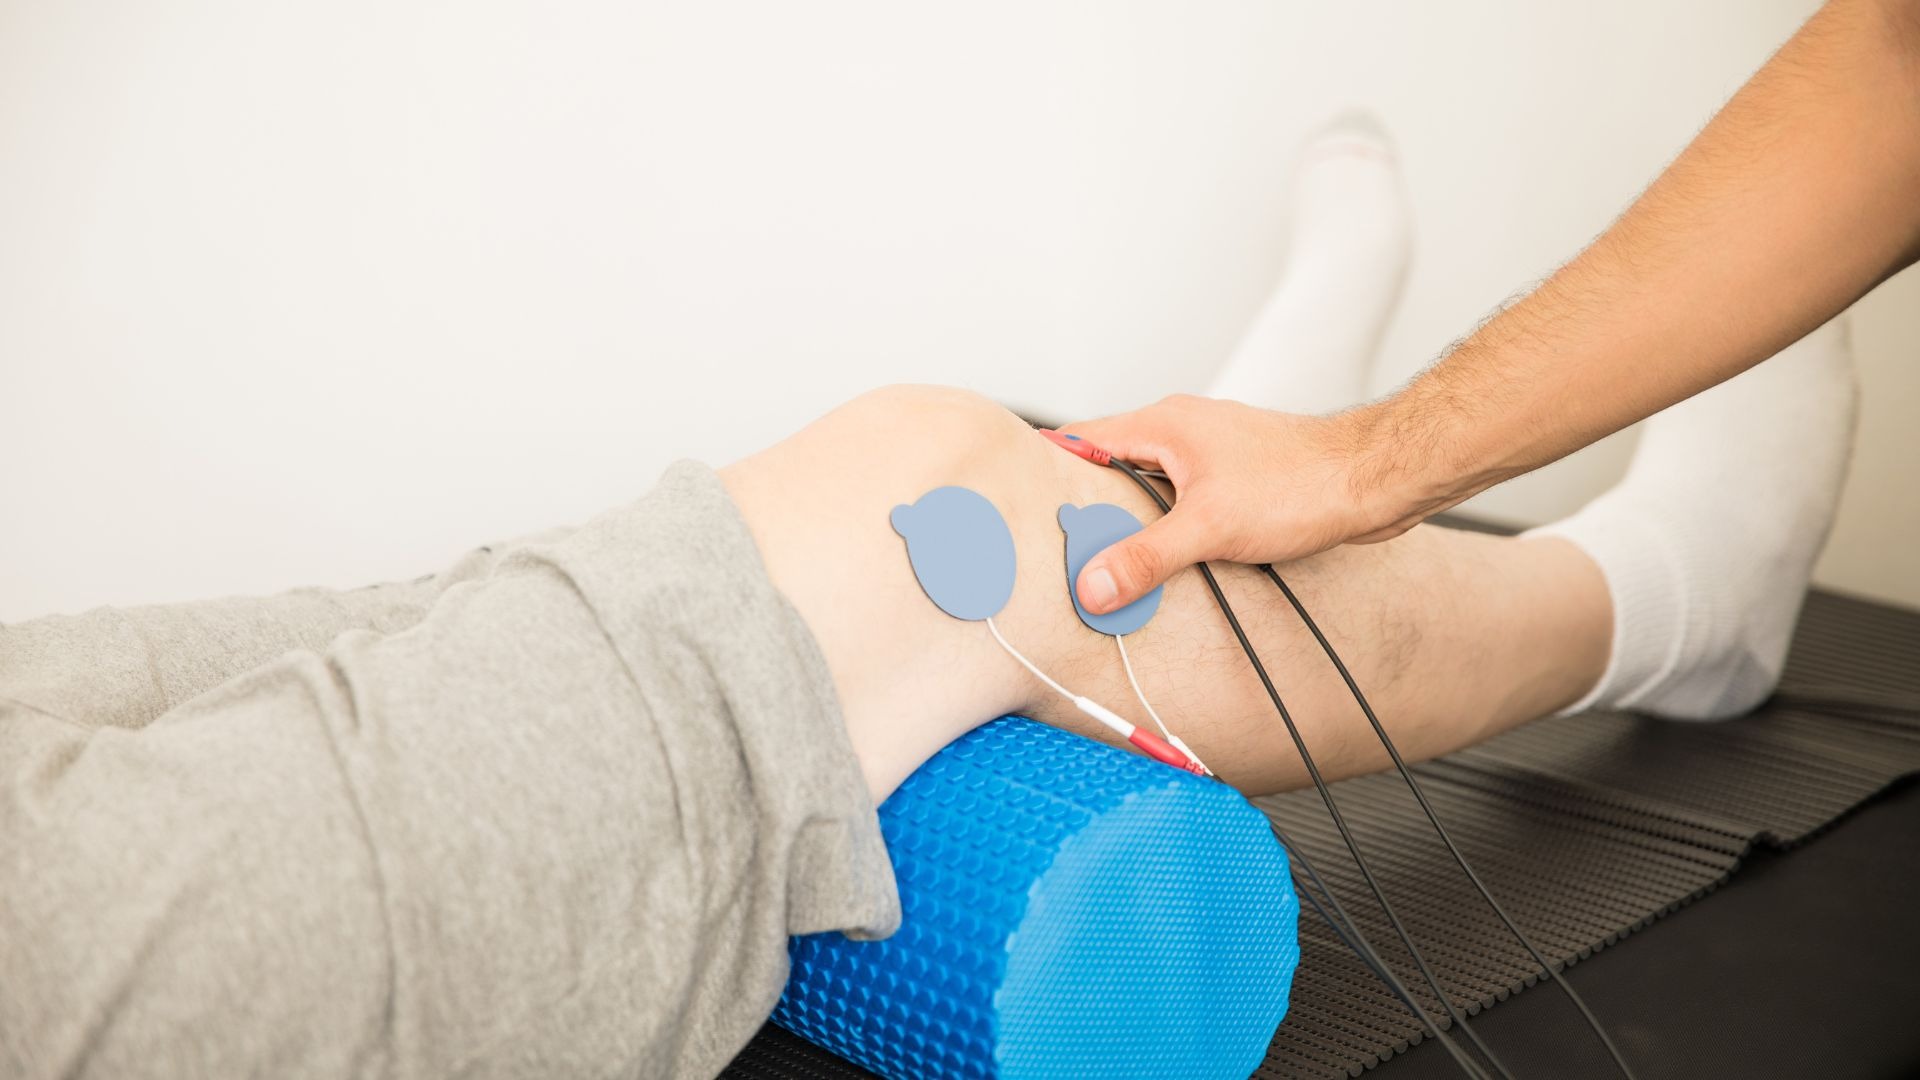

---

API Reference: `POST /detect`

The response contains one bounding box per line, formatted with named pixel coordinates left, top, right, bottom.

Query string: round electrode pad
left=773, top=718, right=1298, bottom=1080
left=1058, top=502, right=1164, bottom=636
left=890, top=486, right=1019, bottom=621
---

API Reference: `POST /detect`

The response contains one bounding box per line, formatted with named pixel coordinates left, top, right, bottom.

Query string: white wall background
left=3, top=0, right=1914, bottom=620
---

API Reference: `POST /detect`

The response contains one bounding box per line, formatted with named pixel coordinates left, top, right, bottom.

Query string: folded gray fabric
left=0, top=460, right=899, bottom=1079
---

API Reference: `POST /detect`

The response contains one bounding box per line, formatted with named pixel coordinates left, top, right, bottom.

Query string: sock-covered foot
left=1205, top=111, right=1414, bottom=415
left=1526, top=318, right=1860, bottom=720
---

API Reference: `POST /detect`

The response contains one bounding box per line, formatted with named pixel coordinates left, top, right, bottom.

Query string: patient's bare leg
left=722, top=386, right=1610, bottom=797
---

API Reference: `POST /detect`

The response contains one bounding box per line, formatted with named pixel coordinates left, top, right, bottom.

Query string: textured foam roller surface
left=771, top=717, right=1300, bottom=1080
left=728, top=586, right=1920, bottom=1079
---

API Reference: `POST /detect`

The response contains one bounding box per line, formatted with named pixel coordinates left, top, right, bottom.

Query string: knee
left=817, top=383, right=1085, bottom=524
left=835, top=384, right=1031, bottom=448
left=820, top=384, right=1048, bottom=482
left=729, top=384, right=1045, bottom=508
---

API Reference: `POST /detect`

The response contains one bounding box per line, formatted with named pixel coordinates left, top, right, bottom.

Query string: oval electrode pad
left=891, top=486, right=1018, bottom=621
left=1059, top=503, right=1163, bottom=636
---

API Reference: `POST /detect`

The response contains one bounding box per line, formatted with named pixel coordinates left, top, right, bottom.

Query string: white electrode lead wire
left=986, top=617, right=1149, bottom=746
left=984, top=616, right=1075, bottom=702
left=1116, top=634, right=1214, bottom=776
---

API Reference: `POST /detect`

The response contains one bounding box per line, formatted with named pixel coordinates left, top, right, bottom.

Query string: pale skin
left=720, top=385, right=1610, bottom=801
left=1066, top=0, right=1920, bottom=617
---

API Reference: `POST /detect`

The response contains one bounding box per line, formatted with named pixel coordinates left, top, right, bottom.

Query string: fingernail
left=1082, top=566, right=1119, bottom=613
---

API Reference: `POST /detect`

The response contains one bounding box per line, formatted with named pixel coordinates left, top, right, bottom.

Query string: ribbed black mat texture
left=721, top=589, right=1920, bottom=1079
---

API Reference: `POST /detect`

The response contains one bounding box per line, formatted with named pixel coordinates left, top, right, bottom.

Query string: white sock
left=1527, top=317, right=1860, bottom=720
left=1205, top=111, right=1414, bottom=415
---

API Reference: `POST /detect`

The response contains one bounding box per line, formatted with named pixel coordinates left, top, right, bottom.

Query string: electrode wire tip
left=1038, top=428, right=1112, bottom=466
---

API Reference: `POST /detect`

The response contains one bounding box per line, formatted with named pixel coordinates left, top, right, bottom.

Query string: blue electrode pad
left=891, top=486, right=1019, bottom=621
left=774, top=717, right=1299, bottom=1080
left=1058, top=502, right=1164, bottom=636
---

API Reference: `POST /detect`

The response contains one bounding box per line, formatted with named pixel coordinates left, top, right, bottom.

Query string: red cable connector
left=1128, top=727, right=1210, bottom=776
left=1038, top=428, right=1111, bottom=466
left=1072, top=693, right=1209, bottom=776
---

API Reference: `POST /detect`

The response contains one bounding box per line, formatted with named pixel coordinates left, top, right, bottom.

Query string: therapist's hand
left=1061, top=0, right=1920, bottom=620
left=1060, top=395, right=1447, bottom=615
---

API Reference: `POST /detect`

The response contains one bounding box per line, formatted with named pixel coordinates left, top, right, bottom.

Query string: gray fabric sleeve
left=0, top=461, right=900, bottom=1079
left=0, top=526, right=569, bottom=732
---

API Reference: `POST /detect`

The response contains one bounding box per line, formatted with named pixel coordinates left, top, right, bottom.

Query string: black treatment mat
left=721, top=588, right=1920, bottom=1079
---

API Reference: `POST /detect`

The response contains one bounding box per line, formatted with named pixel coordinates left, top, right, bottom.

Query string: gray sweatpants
left=0, top=462, right=900, bottom=1078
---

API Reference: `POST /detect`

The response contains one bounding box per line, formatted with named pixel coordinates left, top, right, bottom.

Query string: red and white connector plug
left=984, top=617, right=1207, bottom=777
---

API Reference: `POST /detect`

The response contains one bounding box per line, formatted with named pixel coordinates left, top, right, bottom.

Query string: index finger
left=1057, top=412, right=1174, bottom=474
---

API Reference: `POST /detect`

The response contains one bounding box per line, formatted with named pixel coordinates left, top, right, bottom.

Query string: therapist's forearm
left=1354, top=0, right=1920, bottom=519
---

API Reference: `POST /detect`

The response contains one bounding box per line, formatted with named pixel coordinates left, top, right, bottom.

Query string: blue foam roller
left=773, top=717, right=1299, bottom=1079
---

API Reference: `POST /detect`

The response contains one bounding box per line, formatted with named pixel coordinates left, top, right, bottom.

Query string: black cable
left=1257, top=565, right=1641, bottom=1080
left=1105, top=458, right=1514, bottom=1080
left=1099, top=453, right=1641, bottom=1079
left=1274, top=824, right=1492, bottom=1080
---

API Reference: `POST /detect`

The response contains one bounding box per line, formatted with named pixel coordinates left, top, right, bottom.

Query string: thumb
left=1076, top=504, right=1213, bottom=614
